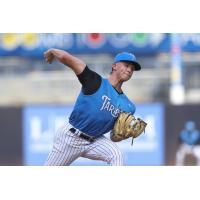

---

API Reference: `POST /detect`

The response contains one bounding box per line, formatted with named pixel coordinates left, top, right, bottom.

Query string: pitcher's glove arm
left=110, top=112, right=147, bottom=145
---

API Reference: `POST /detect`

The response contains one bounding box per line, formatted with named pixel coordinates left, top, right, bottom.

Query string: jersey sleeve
left=77, top=65, right=102, bottom=95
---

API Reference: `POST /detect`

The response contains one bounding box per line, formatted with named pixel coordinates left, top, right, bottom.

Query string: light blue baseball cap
left=113, top=52, right=141, bottom=71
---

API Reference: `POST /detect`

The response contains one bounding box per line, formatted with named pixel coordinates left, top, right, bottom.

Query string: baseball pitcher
left=44, top=49, right=147, bottom=166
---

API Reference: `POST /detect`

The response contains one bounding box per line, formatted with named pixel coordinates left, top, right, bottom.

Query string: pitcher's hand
left=44, top=49, right=55, bottom=64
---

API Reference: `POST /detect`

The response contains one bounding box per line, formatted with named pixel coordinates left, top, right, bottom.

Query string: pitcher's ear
left=112, top=63, right=117, bottom=71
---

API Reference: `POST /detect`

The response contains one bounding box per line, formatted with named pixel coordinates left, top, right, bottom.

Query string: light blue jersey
left=69, top=78, right=136, bottom=137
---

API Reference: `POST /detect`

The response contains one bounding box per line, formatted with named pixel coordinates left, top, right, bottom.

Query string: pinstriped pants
left=44, top=122, right=124, bottom=166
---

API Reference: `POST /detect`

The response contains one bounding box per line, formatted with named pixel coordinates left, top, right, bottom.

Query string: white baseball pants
left=44, top=122, right=124, bottom=166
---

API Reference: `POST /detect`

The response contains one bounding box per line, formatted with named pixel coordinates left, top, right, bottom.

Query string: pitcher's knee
left=109, top=149, right=124, bottom=166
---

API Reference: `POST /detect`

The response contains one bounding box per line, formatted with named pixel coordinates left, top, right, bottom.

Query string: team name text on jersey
left=100, top=95, right=121, bottom=117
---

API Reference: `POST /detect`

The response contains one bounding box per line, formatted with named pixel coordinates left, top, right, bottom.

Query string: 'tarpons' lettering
left=100, top=95, right=121, bottom=117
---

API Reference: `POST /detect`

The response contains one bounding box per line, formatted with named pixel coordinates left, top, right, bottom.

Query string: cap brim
left=131, top=61, right=141, bottom=71
left=113, top=60, right=141, bottom=71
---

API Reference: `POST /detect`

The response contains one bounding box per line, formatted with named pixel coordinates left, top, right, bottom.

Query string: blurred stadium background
left=0, top=33, right=200, bottom=166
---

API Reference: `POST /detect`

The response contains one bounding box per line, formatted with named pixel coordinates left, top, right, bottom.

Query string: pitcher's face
left=112, top=61, right=135, bottom=81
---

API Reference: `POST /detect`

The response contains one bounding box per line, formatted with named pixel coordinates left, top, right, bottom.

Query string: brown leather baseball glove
left=110, top=112, right=147, bottom=144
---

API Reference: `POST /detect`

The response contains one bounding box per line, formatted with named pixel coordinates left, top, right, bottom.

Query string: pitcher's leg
left=44, top=124, right=85, bottom=166
left=82, top=136, right=124, bottom=166
left=44, top=142, right=81, bottom=166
